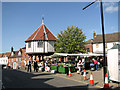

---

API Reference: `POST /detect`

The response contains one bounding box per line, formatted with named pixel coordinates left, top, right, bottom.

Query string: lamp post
left=83, top=0, right=107, bottom=82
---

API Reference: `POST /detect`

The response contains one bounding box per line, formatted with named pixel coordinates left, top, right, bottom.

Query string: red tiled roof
left=25, top=24, right=57, bottom=42
left=0, top=52, right=11, bottom=57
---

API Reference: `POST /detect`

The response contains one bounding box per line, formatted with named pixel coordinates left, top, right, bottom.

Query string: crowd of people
left=76, top=57, right=104, bottom=74
left=26, top=56, right=104, bottom=73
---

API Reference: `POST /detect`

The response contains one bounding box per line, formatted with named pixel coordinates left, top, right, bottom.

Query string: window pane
left=28, top=42, right=31, bottom=48
left=38, top=41, right=43, bottom=47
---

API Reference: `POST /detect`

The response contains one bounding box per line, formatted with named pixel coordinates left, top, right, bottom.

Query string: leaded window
left=37, top=41, right=43, bottom=47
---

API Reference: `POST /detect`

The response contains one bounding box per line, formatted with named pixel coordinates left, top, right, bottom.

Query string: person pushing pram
left=90, top=59, right=95, bottom=71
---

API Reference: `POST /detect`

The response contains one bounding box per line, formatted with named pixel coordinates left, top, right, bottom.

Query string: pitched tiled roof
left=85, top=39, right=93, bottom=44
left=93, top=32, right=120, bottom=43
left=25, top=24, right=57, bottom=42
left=0, top=52, right=11, bottom=57
left=9, top=51, right=22, bottom=58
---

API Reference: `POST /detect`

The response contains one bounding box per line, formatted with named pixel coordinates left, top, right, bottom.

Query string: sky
left=1, top=1, right=118, bottom=53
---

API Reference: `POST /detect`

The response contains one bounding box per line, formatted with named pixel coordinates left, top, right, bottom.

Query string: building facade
left=25, top=18, right=57, bottom=61
left=93, top=32, right=120, bottom=54
left=85, top=32, right=120, bottom=54
left=0, top=18, right=57, bottom=69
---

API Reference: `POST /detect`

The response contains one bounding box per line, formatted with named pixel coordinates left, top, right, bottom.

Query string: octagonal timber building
left=25, top=18, right=57, bottom=61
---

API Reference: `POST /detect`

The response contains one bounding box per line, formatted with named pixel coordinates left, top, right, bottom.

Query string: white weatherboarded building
left=93, top=32, right=120, bottom=54
left=25, top=18, right=56, bottom=61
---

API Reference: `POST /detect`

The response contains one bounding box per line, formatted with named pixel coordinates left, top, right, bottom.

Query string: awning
left=50, top=53, right=104, bottom=58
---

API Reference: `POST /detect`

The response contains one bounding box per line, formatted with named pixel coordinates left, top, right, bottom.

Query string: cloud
left=105, top=6, right=118, bottom=13
left=104, top=2, right=118, bottom=13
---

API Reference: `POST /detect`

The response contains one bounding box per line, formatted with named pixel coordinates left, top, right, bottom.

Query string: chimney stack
left=19, top=48, right=21, bottom=52
left=11, top=47, right=13, bottom=52
left=93, top=31, right=96, bottom=39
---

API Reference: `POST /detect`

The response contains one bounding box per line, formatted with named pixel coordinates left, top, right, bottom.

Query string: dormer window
left=11, top=52, right=14, bottom=56
left=18, top=51, right=21, bottom=56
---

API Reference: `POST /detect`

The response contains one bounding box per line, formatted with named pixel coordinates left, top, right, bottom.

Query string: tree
left=55, top=25, right=86, bottom=53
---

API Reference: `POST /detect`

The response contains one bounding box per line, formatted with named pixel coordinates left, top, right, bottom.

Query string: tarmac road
left=2, top=69, right=99, bottom=89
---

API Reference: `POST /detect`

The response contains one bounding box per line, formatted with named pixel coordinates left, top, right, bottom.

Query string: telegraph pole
left=100, top=0, right=107, bottom=82
left=83, top=0, right=107, bottom=82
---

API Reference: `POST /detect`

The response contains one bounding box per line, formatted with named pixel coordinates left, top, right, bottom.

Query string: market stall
left=107, top=44, right=120, bottom=82
left=46, top=53, right=104, bottom=73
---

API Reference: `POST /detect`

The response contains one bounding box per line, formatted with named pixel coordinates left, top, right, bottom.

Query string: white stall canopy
left=50, top=53, right=103, bottom=58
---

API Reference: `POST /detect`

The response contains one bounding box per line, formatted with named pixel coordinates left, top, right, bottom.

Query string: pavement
left=19, top=67, right=120, bottom=89
left=54, top=68, right=119, bottom=89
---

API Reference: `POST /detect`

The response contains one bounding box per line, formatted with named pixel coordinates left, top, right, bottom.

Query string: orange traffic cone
left=68, top=68, right=72, bottom=77
left=104, top=73, right=109, bottom=88
left=89, top=72, right=94, bottom=85
left=83, top=69, right=87, bottom=80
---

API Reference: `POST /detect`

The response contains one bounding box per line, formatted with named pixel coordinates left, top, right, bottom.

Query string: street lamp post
left=83, top=0, right=107, bottom=82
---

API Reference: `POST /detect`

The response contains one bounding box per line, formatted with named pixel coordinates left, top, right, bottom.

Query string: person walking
left=34, top=60, right=38, bottom=72
left=82, top=58, right=85, bottom=69
left=27, top=60, right=32, bottom=72
left=77, top=60, right=82, bottom=74
left=93, top=58, right=98, bottom=71
left=97, top=57, right=100, bottom=69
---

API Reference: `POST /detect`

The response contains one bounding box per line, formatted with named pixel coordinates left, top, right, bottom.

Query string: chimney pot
left=11, top=47, right=13, bottom=52
left=93, top=31, right=96, bottom=39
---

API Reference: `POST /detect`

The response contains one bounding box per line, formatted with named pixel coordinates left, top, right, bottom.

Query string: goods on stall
left=51, top=70, right=56, bottom=74
left=45, top=66, right=50, bottom=72
left=50, top=65, right=58, bottom=72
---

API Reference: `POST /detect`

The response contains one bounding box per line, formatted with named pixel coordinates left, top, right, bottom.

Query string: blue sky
left=2, top=2, right=118, bottom=53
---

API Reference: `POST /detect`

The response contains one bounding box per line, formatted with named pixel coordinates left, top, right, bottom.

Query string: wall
left=26, top=41, right=55, bottom=53
left=0, top=57, right=8, bottom=65
left=93, top=42, right=119, bottom=53
left=84, top=44, right=93, bottom=52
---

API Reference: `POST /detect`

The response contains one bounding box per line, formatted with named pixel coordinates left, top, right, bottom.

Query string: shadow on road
left=1, top=69, right=102, bottom=89
left=2, top=69, right=55, bottom=88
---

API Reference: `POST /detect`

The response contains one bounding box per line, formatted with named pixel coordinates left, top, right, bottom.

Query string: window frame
left=28, top=42, right=31, bottom=48
left=37, top=41, right=43, bottom=48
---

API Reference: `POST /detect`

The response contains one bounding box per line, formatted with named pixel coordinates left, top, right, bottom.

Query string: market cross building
left=25, top=18, right=57, bottom=62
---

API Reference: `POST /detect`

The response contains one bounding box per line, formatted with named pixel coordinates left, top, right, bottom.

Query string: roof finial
left=42, top=17, right=44, bottom=24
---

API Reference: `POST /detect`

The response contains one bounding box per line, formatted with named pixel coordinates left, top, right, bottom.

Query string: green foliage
left=55, top=25, right=86, bottom=53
